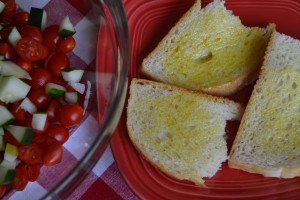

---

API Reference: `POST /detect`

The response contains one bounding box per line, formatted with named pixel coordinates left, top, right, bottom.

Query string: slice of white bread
left=127, top=78, right=244, bottom=185
left=141, top=0, right=275, bottom=96
left=228, top=31, right=300, bottom=178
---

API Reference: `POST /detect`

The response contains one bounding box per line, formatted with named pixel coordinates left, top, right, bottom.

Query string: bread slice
left=228, top=31, right=300, bottom=178
left=141, top=0, right=275, bottom=96
left=127, top=78, right=244, bottom=185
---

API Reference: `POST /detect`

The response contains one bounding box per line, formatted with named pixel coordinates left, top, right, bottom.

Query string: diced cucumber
left=0, top=166, right=16, bottom=185
left=65, top=92, right=78, bottom=103
left=0, top=61, right=31, bottom=79
left=5, top=125, right=34, bottom=145
left=4, top=143, right=18, bottom=163
left=0, top=56, right=4, bottom=61
left=0, top=76, right=31, bottom=103
left=0, top=159, right=17, bottom=169
left=29, top=7, right=47, bottom=31
left=32, top=112, right=47, bottom=131
left=0, top=105, right=14, bottom=126
left=62, top=69, right=84, bottom=83
left=0, top=2, right=6, bottom=14
left=58, top=16, right=76, bottom=36
left=0, top=127, right=4, bottom=136
left=45, top=83, right=66, bottom=99
left=8, top=27, right=21, bottom=48
left=68, top=82, right=85, bottom=94
left=0, top=136, right=4, bottom=151
left=19, top=97, right=37, bottom=114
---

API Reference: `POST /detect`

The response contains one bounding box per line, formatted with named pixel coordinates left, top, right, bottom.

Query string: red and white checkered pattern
left=3, top=0, right=137, bottom=199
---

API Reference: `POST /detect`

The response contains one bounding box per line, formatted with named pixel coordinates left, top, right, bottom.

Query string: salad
left=0, top=0, right=86, bottom=196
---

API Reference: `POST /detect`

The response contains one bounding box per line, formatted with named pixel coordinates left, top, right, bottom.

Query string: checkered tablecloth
left=3, top=0, right=138, bottom=199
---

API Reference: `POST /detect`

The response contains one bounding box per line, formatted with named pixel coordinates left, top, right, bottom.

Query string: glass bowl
left=2, top=0, right=129, bottom=199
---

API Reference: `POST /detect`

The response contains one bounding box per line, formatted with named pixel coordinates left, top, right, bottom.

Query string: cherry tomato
left=46, top=52, right=70, bottom=77
left=18, top=143, right=44, bottom=165
left=0, top=24, right=12, bottom=42
left=11, top=165, right=28, bottom=191
left=1, top=0, right=16, bottom=18
left=57, top=36, right=76, bottom=53
left=27, top=88, right=51, bottom=109
left=32, top=134, right=56, bottom=148
left=12, top=11, right=29, bottom=28
left=58, top=104, right=83, bottom=127
left=43, top=141, right=63, bottom=166
left=0, top=42, right=15, bottom=60
left=42, top=25, right=61, bottom=51
left=20, top=25, right=43, bottom=43
left=46, top=99, right=62, bottom=122
left=30, top=68, right=52, bottom=89
left=14, top=57, right=33, bottom=73
left=4, top=132, right=20, bottom=146
left=20, top=163, right=41, bottom=182
left=16, top=38, right=48, bottom=62
left=0, top=185, right=7, bottom=198
left=47, top=124, right=69, bottom=144
left=10, top=102, right=27, bottom=122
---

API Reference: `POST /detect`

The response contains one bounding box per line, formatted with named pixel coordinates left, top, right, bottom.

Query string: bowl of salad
left=0, top=0, right=129, bottom=199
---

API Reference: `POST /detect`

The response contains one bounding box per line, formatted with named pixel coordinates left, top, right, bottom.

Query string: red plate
left=111, top=0, right=300, bottom=199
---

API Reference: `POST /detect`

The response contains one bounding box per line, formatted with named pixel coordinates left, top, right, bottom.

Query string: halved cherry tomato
left=1, top=0, right=16, bottom=18
left=43, top=141, right=63, bottom=166
left=27, top=88, right=51, bottom=109
left=20, top=25, right=43, bottom=43
left=57, top=36, right=76, bottom=53
left=20, top=163, right=41, bottom=182
left=30, top=68, right=52, bottom=89
left=46, top=52, right=70, bottom=77
left=12, top=11, right=29, bottom=28
left=10, top=102, right=27, bottom=122
left=46, top=99, right=62, bottom=122
left=0, top=185, right=7, bottom=198
left=11, top=165, right=28, bottom=191
left=14, top=57, right=33, bottom=73
left=42, top=25, right=61, bottom=51
left=47, top=124, right=69, bottom=144
left=32, top=134, right=56, bottom=148
left=15, top=38, right=48, bottom=62
left=58, top=104, right=83, bottom=127
left=18, top=143, right=44, bottom=165
left=0, top=42, right=15, bottom=60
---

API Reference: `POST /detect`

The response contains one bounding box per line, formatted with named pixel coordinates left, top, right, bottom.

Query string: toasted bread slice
left=127, top=78, right=244, bottom=185
left=228, top=31, right=300, bottom=178
left=141, top=0, right=275, bottom=96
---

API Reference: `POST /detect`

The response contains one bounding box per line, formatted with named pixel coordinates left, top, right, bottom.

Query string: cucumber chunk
left=0, top=105, right=14, bottom=126
left=0, top=2, right=6, bottom=14
left=0, top=76, right=31, bottom=103
left=5, top=125, right=34, bottom=145
left=29, top=7, right=47, bottom=31
left=4, top=143, right=18, bottom=163
left=65, top=92, right=78, bottom=103
left=0, top=166, right=16, bottom=185
left=68, top=82, right=85, bottom=94
left=19, top=97, right=37, bottom=114
left=61, top=69, right=84, bottom=83
left=45, top=83, right=66, bottom=99
left=0, top=61, right=31, bottom=79
left=32, top=112, right=47, bottom=131
left=58, top=16, right=76, bottom=36
left=8, top=27, right=21, bottom=48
